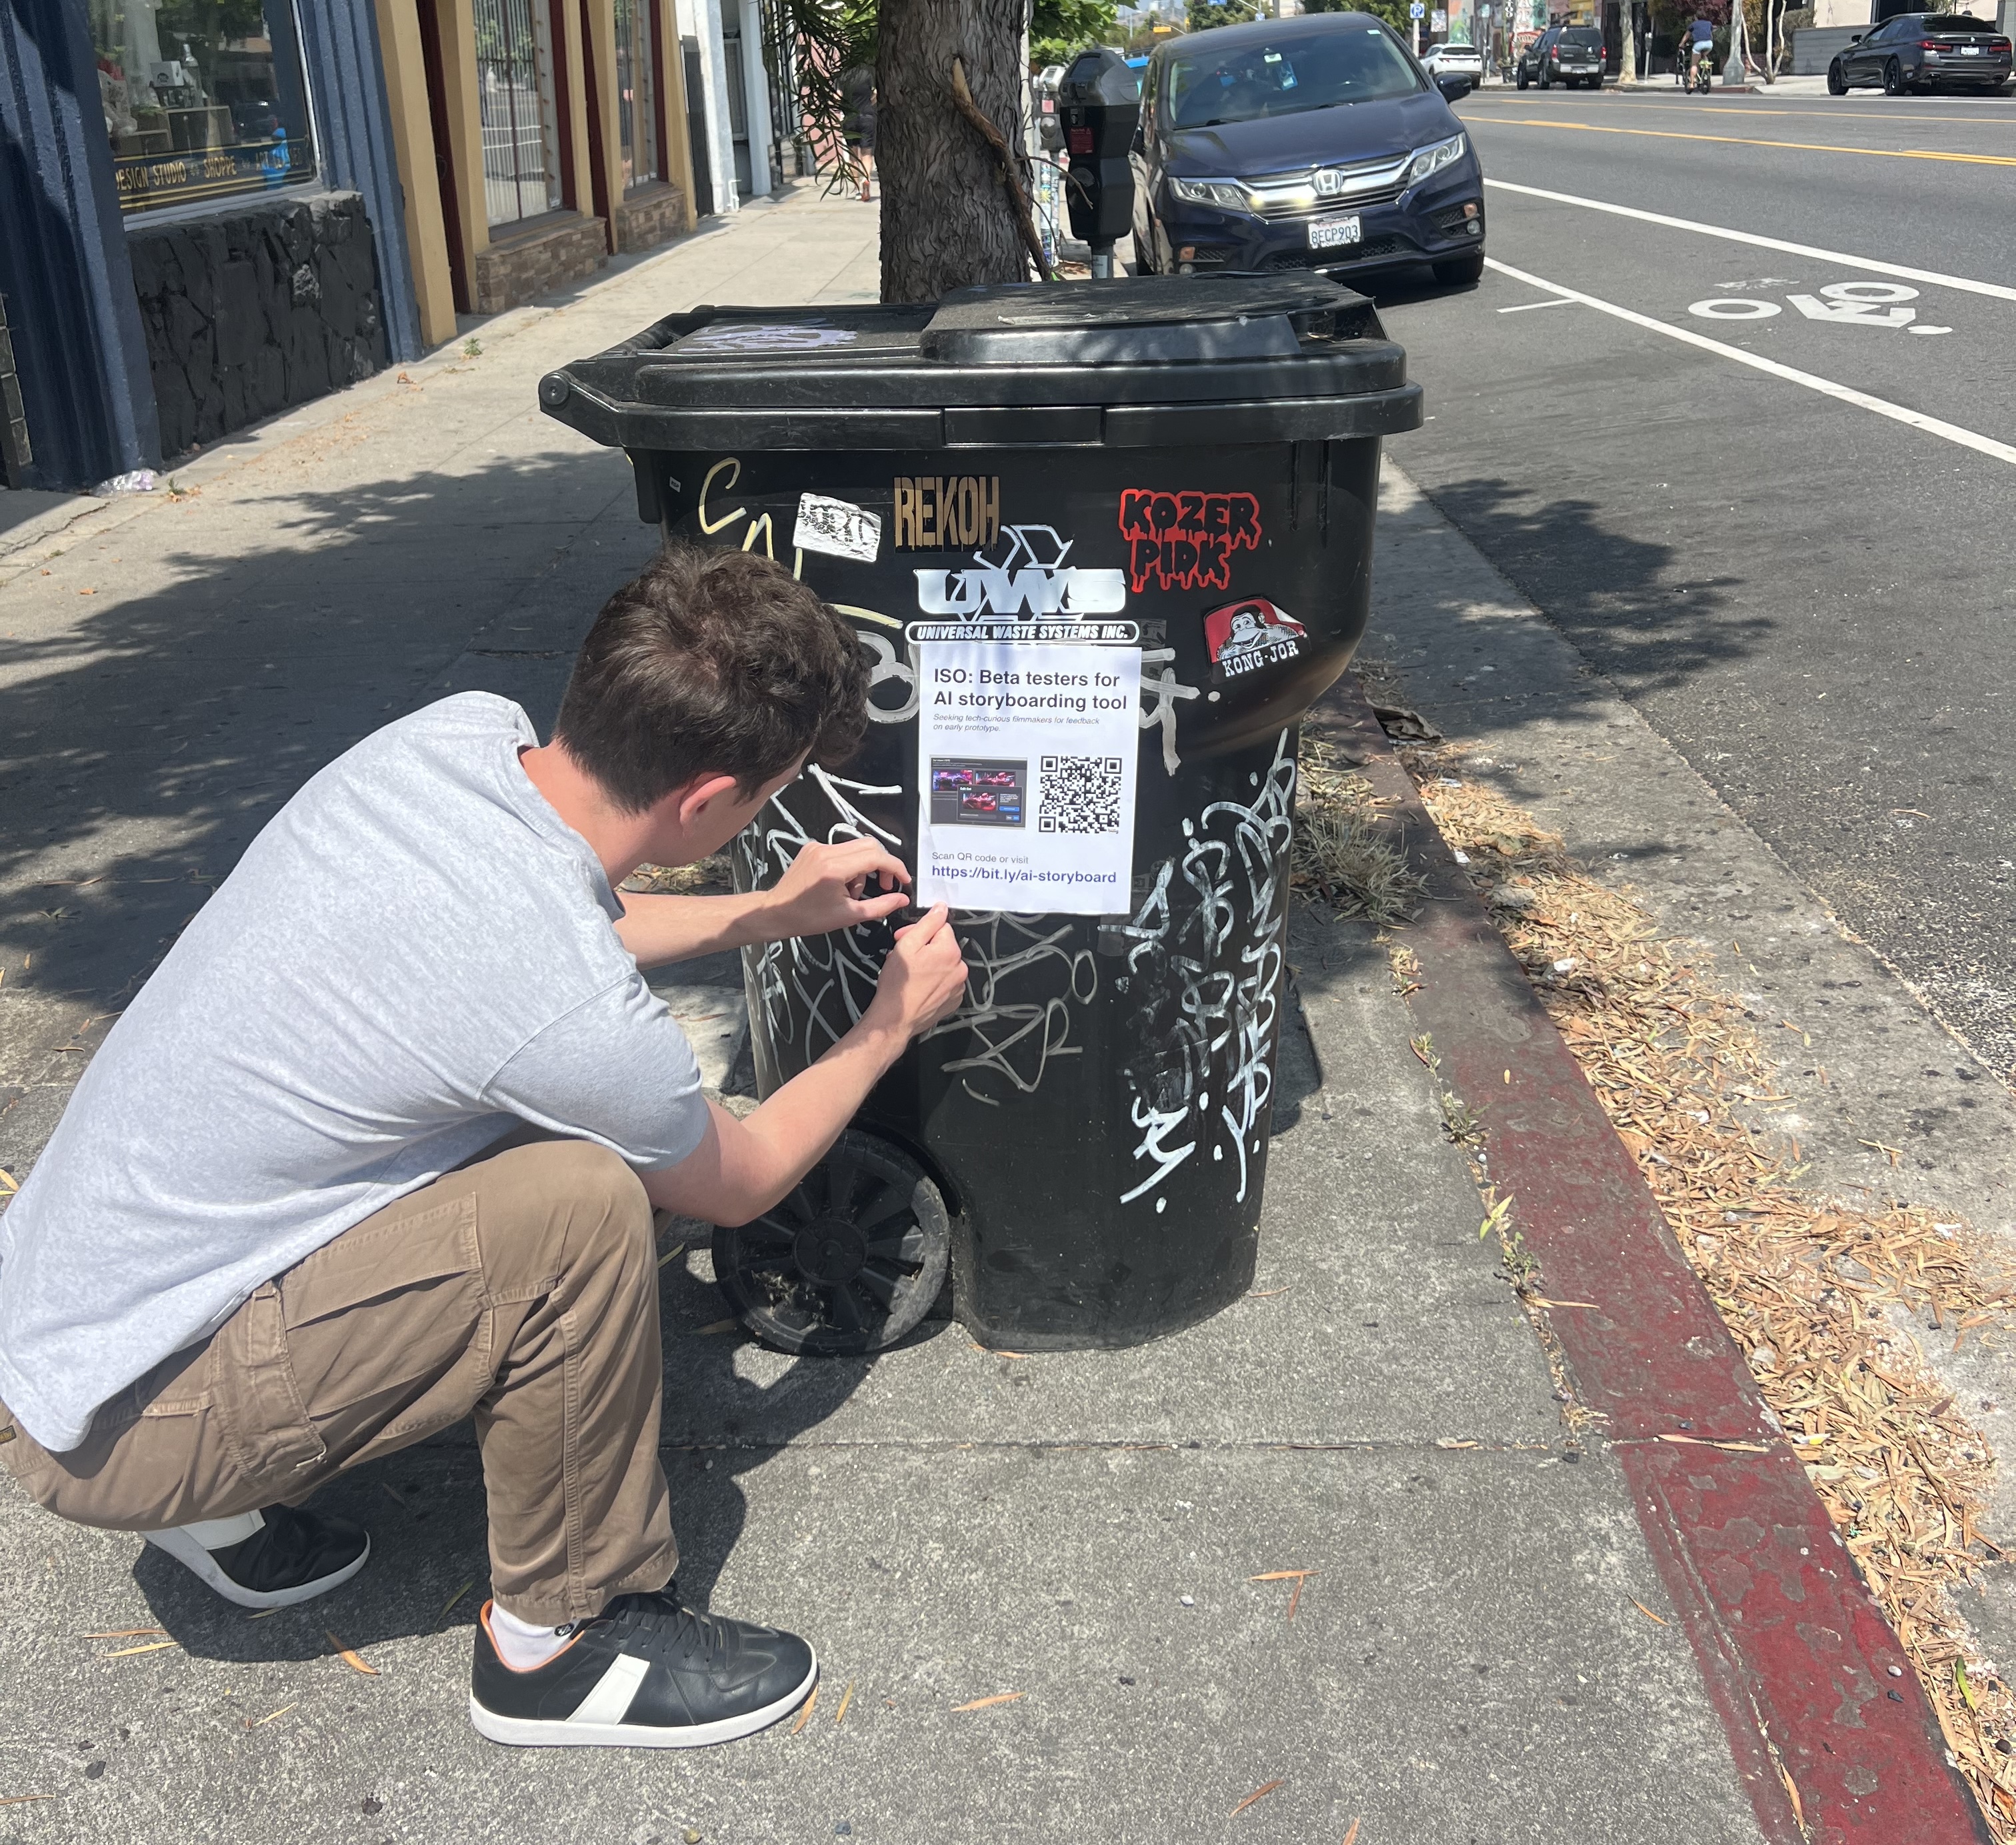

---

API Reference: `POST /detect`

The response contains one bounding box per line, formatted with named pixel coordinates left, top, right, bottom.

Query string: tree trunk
left=877, top=0, right=1033, bottom=305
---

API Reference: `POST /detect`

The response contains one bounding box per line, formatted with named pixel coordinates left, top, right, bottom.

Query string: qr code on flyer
left=1037, top=755, right=1125, bottom=835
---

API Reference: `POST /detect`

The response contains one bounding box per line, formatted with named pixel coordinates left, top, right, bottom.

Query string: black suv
left=1517, top=24, right=1607, bottom=87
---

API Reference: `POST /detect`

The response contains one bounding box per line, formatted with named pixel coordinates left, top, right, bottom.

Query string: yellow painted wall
left=554, top=0, right=598, bottom=233
left=433, top=0, right=487, bottom=266
left=371, top=0, right=458, bottom=348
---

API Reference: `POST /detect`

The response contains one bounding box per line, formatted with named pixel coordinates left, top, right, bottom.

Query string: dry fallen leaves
left=790, top=1684, right=819, bottom=1734
left=1629, top=1598, right=1669, bottom=1628
left=100, top=1640, right=177, bottom=1660
left=833, top=1680, right=855, bottom=1726
left=326, top=1632, right=379, bottom=1676
left=950, top=1692, right=1024, bottom=1712
left=1341, top=1820, right=1361, bottom=1845
left=1250, top=1570, right=1319, bottom=1621
left=83, top=1628, right=163, bottom=1640
left=1229, top=1779, right=1284, bottom=1818
left=245, top=1702, right=297, bottom=1730
left=1403, top=739, right=2016, bottom=1836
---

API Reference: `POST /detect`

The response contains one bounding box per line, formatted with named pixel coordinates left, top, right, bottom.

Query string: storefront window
left=89, top=1, right=317, bottom=215
left=615, top=0, right=659, bottom=193
left=476, top=0, right=564, bottom=227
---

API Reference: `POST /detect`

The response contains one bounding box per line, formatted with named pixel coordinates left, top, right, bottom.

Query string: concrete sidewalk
left=0, top=185, right=1953, bottom=1841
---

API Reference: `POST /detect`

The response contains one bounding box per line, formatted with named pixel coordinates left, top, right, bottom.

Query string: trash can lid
left=539, top=275, right=1423, bottom=455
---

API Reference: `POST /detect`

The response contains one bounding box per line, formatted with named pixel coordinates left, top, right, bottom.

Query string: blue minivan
left=1129, top=13, right=1486, bottom=289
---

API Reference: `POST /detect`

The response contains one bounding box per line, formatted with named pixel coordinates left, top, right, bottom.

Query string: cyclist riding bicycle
left=1680, top=16, right=1716, bottom=87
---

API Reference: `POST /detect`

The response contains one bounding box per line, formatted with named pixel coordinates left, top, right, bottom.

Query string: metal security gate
left=719, top=0, right=752, bottom=200
left=681, top=36, right=715, bottom=215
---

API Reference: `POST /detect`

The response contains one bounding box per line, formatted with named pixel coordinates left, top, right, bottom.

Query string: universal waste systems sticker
left=915, top=641, right=1140, bottom=915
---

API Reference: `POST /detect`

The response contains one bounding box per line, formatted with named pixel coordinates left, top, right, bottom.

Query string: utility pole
left=1619, top=0, right=1637, bottom=82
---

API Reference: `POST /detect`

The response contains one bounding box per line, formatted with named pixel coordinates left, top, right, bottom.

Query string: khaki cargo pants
left=0, top=1140, right=676, bottom=1624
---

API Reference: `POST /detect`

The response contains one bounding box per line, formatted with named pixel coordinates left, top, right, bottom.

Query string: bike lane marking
left=1481, top=177, right=2016, bottom=305
left=1482, top=255, right=2016, bottom=466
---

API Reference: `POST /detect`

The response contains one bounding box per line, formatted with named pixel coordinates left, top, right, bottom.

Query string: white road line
left=1497, top=297, right=1577, bottom=313
left=1483, top=257, right=2016, bottom=467
left=1483, top=178, right=2016, bottom=307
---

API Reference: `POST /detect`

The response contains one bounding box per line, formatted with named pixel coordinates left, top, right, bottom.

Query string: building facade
left=1, top=1, right=731, bottom=492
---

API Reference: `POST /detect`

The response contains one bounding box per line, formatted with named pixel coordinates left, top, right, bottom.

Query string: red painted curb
left=1315, top=689, right=1987, bottom=1844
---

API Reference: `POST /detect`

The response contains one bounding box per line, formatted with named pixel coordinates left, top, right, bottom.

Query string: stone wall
left=471, top=212, right=609, bottom=315
left=127, top=191, right=387, bottom=460
left=609, top=183, right=687, bottom=255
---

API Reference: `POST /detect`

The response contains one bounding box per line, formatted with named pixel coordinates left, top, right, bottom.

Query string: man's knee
left=474, top=1138, right=654, bottom=1289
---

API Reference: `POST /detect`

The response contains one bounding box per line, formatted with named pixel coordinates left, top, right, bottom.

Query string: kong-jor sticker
left=1203, top=598, right=1306, bottom=681
left=1118, top=490, right=1261, bottom=593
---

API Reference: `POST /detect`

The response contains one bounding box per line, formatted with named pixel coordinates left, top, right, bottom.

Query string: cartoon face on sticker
left=1203, top=598, right=1306, bottom=681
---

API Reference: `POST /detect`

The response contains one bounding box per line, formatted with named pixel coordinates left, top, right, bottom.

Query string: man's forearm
left=641, top=1015, right=909, bottom=1224
left=613, top=889, right=780, bottom=966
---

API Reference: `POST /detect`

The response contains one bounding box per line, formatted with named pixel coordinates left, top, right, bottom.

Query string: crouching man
left=0, top=547, right=967, bottom=1750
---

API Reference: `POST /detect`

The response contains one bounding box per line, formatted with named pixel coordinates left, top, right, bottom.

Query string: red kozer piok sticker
left=1203, top=598, right=1307, bottom=681
left=1117, top=490, right=1262, bottom=593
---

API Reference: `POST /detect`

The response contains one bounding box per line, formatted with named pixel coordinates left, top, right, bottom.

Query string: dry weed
left=1401, top=741, right=2016, bottom=1832
left=1291, top=736, right=1426, bottom=926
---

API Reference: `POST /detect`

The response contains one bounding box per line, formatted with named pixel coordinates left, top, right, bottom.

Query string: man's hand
left=642, top=905, right=969, bottom=1227
left=863, top=905, right=969, bottom=1039
left=763, top=838, right=913, bottom=940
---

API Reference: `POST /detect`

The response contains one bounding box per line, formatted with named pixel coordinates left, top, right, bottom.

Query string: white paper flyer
left=913, top=640, right=1141, bottom=915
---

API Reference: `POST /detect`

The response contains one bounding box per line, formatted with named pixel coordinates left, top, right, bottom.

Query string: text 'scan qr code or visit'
left=1038, top=756, right=1125, bottom=836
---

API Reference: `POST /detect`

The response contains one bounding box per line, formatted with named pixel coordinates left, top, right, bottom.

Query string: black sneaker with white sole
left=469, top=1588, right=817, bottom=1748
left=142, top=1505, right=370, bottom=1610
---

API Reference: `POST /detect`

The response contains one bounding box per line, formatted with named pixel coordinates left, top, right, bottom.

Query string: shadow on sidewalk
left=1397, top=473, right=1764, bottom=702
left=0, top=449, right=649, bottom=1115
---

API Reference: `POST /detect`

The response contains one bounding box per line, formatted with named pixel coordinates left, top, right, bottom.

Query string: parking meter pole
left=539, top=277, right=1423, bottom=1355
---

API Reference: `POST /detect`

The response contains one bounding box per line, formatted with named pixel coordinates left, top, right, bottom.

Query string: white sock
left=487, top=1602, right=574, bottom=1671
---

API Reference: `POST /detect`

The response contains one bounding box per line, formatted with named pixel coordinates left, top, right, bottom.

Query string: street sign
left=1431, top=8, right=1447, bottom=26
left=1409, top=3, right=1425, bottom=15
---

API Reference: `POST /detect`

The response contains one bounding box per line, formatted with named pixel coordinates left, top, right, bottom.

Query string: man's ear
left=673, top=772, right=743, bottom=831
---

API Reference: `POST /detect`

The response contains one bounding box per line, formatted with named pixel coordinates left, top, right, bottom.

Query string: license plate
left=1310, top=215, right=1362, bottom=251
left=1961, top=44, right=1982, bottom=53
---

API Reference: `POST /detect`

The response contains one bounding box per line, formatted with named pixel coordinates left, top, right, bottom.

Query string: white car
left=1421, top=43, right=1486, bottom=77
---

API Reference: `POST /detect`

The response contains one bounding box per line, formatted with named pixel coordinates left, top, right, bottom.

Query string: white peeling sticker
left=793, top=493, right=881, bottom=563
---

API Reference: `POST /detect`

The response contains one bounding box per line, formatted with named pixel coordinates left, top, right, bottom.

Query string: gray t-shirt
left=0, top=693, right=709, bottom=1452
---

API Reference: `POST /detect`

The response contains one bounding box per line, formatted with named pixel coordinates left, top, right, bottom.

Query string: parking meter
left=1056, top=47, right=1138, bottom=277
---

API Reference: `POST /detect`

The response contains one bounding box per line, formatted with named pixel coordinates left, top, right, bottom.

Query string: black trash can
left=539, top=275, right=1421, bottom=1355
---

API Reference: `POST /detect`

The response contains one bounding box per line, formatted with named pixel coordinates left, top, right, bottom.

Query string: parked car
left=1129, top=11, right=1488, bottom=290
left=1516, top=23, right=1607, bottom=87
left=1420, top=41, right=1485, bottom=82
left=1827, top=13, right=2012, bottom=93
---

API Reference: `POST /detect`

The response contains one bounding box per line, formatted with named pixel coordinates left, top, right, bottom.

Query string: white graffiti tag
left=925, top=913, right=1099, bottom=1104
left=1117, top=730, right=1296, bottom=1206
left=740, top=771, right=903, bottom=1067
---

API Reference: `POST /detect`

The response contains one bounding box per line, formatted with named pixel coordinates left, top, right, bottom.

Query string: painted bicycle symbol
left=1689, top=281, right=1951, bottom=337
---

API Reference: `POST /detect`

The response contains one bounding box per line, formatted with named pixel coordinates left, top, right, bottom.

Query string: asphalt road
left=1372, top=83, right=2016, bottom=1078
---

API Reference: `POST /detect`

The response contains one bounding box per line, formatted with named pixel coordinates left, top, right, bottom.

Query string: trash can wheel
left=711, top=1130, right=951, bottom=1356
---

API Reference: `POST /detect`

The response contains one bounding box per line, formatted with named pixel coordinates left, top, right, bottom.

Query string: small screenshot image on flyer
left=929, top=757, right=1027, bottom=829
